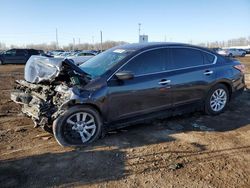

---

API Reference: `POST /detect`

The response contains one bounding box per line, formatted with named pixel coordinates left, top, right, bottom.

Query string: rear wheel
left=0, top=60, right=3, bottom=65
left=205, top=84, right=229, bottom=115
left=53, top=106, right=102, bottom=146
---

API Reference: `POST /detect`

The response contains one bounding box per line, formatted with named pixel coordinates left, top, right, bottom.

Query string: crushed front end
left=11, top=56, right=90, bottom=132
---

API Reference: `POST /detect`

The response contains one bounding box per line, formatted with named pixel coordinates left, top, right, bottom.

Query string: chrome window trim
left=107, top=46, right=217, bottom=81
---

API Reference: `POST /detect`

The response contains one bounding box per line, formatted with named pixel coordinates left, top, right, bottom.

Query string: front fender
left=57, top=86, right=108, bottom=121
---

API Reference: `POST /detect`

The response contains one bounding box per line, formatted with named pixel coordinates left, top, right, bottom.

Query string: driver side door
left=107, top=48, right=172, bottom=122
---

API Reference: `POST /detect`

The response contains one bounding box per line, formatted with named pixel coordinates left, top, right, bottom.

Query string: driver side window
left=121, top=49, right=166, bottom=76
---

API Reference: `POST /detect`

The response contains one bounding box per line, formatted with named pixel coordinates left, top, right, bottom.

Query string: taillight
left=234, top=64, right=246, bottom=73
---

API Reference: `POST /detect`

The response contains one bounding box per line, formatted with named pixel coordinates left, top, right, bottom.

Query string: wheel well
left=63, top=100, right=102, bottom=117
left=217, top=82, right=232, bottom=100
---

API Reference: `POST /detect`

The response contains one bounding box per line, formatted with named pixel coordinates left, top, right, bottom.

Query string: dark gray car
left=11, top=43, right=246, bottom=146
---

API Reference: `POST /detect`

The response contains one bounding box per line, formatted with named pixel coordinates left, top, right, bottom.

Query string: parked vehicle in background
left=53, top=52, right=72, bottom=58
left=66, top=51, right=96, bottom=65
left=238, top=49, right=247, bottom=55
left=217, top=48, right=246, bottom=57
left=210, top=48, right=221, bottom=53
left=0, top=49, right=43, bottom=65
left=67, top=56, right=94, bottom=66
left=244, top=48, right=250, bottom=54
left=11, top=43, right=245, bottom=146
left=47, top=50, right=65, bottom=57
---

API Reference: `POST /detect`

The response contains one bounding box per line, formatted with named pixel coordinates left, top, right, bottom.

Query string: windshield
left=79, top=48, right=133, bottom=78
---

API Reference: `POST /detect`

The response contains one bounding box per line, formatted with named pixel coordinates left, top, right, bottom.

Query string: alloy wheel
left=65, top=112, right=96, bottom=143
left=210, top=88, right=227, bottom=112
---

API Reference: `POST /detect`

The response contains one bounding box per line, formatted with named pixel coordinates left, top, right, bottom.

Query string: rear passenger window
left=122, top=49, right=165, bottom=76
left=203, top=52, right=215, bottom=64
left=170, top=48, right=203, bottom=69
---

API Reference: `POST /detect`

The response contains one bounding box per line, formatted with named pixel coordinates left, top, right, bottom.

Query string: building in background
left=139, top=35, right=148, bottom=43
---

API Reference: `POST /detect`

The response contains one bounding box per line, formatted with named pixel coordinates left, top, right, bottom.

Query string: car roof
left=113, top=42, right=211, bottom=52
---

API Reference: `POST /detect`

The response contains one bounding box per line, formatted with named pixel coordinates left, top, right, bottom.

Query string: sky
left=0, top=0, right=249, bottom=46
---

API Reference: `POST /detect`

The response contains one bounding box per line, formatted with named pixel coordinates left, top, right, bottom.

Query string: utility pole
left=56, top=28, right=58, bottom=49
left=91, top=36, right=95, bottom=50
left=138, top=23, right=141, bottom=36
left=73, top=38, right=75, bottom=51
left=100, top=30, right=103, bottom=52
left=138, top=23, right=141, bottom=42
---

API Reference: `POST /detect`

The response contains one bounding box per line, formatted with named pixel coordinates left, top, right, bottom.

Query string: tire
left=241, top=53, right=246, bottom=57
left=228, top=53, right=233, bottom=58
left=205, top=84, right=229, bottom=115
left=53, top=105, right=102, bottom=146
left=0, top=60, right=3, bottom=65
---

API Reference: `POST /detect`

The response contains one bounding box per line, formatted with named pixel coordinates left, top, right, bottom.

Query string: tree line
left=0, top=41, right=127, bottom=51
left=197, top=36, right=250, bottom=48
left=0, top=36, right=250, bottom=51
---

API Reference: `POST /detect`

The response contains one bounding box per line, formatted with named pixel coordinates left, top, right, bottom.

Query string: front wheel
left=205, top=84, right=229, bottom=115
left=53, top=106, right=102, bottom=146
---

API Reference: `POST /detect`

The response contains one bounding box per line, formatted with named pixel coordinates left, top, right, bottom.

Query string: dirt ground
left=0, top=57, right=250, bottom=188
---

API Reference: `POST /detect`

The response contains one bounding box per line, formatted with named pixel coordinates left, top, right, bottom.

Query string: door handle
left=158, top=79, right=171, bottom=85
left=204, top=70, right=213, bottom=75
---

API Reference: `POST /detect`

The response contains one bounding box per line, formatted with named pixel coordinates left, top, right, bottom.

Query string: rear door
left=107, top=48, right=172, bottom=122
left=167, top=47, right=217, bottom=106
left=15, top=49, right=28, bottom=64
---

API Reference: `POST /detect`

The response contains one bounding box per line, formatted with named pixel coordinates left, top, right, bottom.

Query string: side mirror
left=115, top=71, right=134, bottom=80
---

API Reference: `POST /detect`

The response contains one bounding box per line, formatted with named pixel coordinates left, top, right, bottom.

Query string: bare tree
left=0, top=42, right=7, bottom=50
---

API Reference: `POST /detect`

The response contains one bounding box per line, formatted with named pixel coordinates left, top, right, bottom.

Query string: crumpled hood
left=24, top=55, right=91, bottom=84
left=25, top=56, right=63, bottom=83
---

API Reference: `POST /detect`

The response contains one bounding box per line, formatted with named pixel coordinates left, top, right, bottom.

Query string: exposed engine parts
left=11, top=57, right=90, bottom=132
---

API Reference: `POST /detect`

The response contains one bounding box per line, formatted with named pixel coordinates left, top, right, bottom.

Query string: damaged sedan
left=11, top=43, right=245, bottom=146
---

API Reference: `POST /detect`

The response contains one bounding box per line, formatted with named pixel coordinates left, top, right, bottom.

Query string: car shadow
left=1, top=144, right=249, bottom=187
left=0, top=149, right=126, bottom=188
left=0, top=128, right=176, bottom=187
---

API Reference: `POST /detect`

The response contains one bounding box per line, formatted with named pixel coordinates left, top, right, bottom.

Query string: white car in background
left=217, top=48, right=246, bottom=57
left=66, top=51, right=96, bottom=65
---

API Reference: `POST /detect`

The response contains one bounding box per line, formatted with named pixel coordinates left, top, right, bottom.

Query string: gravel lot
left=0, top=57, right=250, bottom=188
